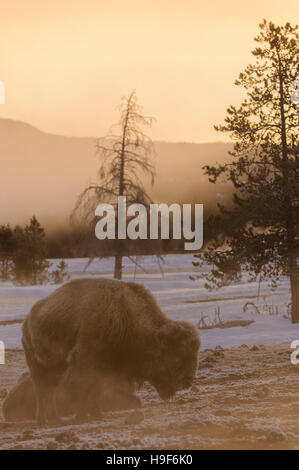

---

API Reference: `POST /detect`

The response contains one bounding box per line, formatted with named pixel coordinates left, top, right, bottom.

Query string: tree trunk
left=114, top=254, right=123, bottom=280
left=113, top=97, right=131, bottom=281
left=290, top=259, right=299, bottom=323
left=276, top=49, right=298, bottom=324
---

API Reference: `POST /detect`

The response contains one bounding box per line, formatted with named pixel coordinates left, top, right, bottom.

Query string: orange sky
left=0, top=0, right=298, bottom=142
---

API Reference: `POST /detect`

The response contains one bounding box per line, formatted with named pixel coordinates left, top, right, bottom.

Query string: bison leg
left=99, top=375, right=142, bottom=412
left=75, top=371, right=103, bottom=422
left=64, top=364, right=101, bottom=422
left=45, top=387, right=61, bottom=424
left=101, top=387, right=142, bottom=411
left=31, top=374, right=62, bottom=425
left=34, top=382, right=47, bottom=425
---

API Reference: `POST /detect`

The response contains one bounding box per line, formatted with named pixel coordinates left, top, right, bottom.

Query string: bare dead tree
left=72, top=90, right=156, bottom=279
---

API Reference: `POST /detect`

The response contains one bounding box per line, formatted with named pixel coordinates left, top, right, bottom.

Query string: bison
left=22, top=278, right=200, bottom=424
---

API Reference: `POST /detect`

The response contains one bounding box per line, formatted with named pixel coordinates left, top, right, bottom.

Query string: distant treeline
left=46, top=226, right=186, bottom=259
left=0, top=203, right=223, bottom=277
left=0, top=217, right=69, bottom=285
left=46, top=203, right=218, bottom=259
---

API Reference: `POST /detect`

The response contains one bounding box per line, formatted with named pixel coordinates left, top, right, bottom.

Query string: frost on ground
left=1, top=344, right=299, bottom=450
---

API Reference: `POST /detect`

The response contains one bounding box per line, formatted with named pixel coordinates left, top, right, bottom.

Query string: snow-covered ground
left=0, top=254, right=298, bottom=350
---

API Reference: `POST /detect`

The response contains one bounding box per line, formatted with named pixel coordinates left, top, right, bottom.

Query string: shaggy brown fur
left=22, top=278, right=200, bottom=424
left=3, top=371, right=141, bottom=421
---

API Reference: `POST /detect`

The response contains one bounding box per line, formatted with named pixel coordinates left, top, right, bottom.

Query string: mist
left=0, top=118, right=233, bottom=231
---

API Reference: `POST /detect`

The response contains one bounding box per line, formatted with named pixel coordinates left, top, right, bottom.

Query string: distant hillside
left=0, top=118, right=233, bottom=228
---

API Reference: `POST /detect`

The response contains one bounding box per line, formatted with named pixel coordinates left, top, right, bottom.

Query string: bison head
left=149, top=321, right=200, bottom=400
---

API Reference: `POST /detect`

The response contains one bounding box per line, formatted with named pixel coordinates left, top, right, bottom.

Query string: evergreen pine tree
left=192, top=21, right=299, bottom=322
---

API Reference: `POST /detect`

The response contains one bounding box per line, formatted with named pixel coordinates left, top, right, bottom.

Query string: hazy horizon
left=0, top=117, right=233, bottom=228
left=0, top=116, right=228, bottom=145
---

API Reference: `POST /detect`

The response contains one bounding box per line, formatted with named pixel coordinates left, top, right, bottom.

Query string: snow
left=1, top=254, right=298, bottom=350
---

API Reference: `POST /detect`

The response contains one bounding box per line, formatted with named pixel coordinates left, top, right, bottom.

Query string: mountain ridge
left=0, top=118, right=233, bottom=228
